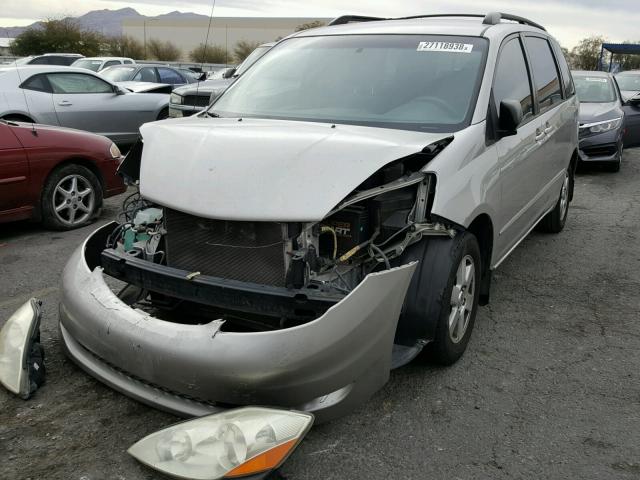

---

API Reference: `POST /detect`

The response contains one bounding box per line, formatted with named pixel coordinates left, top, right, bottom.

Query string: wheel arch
left=1, top=112, right=37, bottom=123
left=466, top=213, right=494, bottom=305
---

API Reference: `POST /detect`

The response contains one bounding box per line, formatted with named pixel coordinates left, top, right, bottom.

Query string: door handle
left=57, top=100, right=72, bottom=106
left=535, top=129, right=546, bottom=142
left=544, top=123, right=553, bottom=134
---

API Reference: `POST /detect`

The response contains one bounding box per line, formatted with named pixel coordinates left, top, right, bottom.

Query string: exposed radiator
left=164, top=209, right=287, bottom=286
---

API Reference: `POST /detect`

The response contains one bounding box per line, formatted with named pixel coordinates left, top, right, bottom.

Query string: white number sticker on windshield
left=417, top=42, right=474, bottom=53
left=585, top=77, right=607, bottom=83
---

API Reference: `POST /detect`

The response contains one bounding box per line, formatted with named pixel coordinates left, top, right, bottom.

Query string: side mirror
left=198, top=72, right=207, bottom=81
left=113, top=85, right=126, bottom=95
left=498, top=99, right=523, bottom=138
left=222, top=68, right=236, bottom=79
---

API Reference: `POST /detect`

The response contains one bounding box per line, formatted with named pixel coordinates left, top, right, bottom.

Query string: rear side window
left=124, top=59, right=133, bottom=64
left=21, top=74, right=51, bottom=93
left=553, top=45, right=575, bottom=97
left=525, top=36, right=562, bottom=112
left=157, top=67, right=185, bottom=85
left=493, top=37, right=533, bottom=121
left=28, top=56, right=50, bottom=65
left=103, top=60, right=121, bottom=69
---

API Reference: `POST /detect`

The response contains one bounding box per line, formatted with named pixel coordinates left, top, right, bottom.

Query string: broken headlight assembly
left=0, top=298, right=45, bottom=399
left=128, top=407, right=313, bottom=479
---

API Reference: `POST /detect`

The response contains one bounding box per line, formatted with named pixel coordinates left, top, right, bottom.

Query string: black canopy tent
left=598, top=43, right=640, bottom=71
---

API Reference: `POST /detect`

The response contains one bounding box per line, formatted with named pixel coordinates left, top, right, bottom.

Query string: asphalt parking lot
left=1, top=150, right=640, bottom=480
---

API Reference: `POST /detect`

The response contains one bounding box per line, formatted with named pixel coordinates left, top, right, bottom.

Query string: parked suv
left=56, top=12, right=577, bottom=439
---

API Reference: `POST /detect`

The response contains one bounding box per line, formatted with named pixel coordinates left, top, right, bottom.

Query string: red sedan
left=0, top=120, right=126, bottom=229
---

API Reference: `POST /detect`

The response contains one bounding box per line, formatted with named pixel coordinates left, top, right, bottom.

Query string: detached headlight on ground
left=170, top=93, right=183, bottom=105
left=0, top=298, right=45, bottom=399
left=128, top=407, right=314, bottom=479
left=580, top=117, right=622, bottom=134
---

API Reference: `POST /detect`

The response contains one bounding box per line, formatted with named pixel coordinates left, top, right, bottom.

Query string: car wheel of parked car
left=538, top=167, right=571, bottom=234
left=608, top=143, right=623, bottom=172
left=41, top=164, right=102, bottom=230
left=423, top=232, right=481, bottom=365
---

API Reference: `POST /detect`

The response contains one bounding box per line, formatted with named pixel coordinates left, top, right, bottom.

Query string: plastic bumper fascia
left=59, top=223, right=417, bottom=422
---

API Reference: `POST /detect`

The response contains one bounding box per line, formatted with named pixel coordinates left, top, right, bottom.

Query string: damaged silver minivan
left=56, top=13, right=578, bottom=430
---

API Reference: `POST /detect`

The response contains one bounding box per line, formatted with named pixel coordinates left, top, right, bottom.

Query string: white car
left=0, top=66, right=169, bottom=145
left=71, top=57, right=135, bottom=72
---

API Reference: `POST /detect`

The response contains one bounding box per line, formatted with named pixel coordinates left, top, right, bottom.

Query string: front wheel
left=538, top=167, right=571, bottom=233
left=429, top=232, right=482, bottom=365
left=41, top=164, right=102, bottom=230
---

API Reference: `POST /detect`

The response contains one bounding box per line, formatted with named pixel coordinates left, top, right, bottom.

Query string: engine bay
left=98, top=141, right=455, bottom=333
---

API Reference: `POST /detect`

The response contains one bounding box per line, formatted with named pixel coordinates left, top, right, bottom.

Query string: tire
left=426, top=232, right=482, bottom=365
left=538, top=166, right=571, bottom=233
left=41, top=164, right=102, bottom=230
left=607, top=143, right=622, bottom=172
left=157, top=108, right=169, bottom=120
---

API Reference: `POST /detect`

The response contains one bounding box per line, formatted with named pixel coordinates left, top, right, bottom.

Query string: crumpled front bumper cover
left=59, top=223, right=417, bottom=422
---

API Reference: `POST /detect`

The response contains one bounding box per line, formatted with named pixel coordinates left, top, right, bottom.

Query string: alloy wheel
left=52, top=174, right=95, bottom=226
left=448, top=254, right=476, bottom=344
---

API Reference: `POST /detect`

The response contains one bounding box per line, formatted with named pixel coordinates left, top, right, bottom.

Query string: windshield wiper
left=205, top=111, right=220, bottom=118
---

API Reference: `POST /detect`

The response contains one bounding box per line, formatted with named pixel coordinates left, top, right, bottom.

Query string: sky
left=1, top=0, right=639, bottom=48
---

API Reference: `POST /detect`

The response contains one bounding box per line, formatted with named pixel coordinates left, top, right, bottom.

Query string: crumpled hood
left=117, top=81, right=172, bottom=93
left=578, top=102, right=622, bottom=124
left=139, top=118, right=451, bottom=221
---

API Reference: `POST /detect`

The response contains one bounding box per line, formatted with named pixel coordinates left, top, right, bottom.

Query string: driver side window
left=46, top=73, right=113, bottom=94
left=493, top=38, right=534, bottom=122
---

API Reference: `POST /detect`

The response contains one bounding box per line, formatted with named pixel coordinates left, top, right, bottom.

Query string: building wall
left=122, top=17, right=330, bottom=61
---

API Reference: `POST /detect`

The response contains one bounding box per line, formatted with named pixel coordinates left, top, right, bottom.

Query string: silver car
left=0, top=66, right=169, bottom=145
left=57, top=12, right=577, bottom=429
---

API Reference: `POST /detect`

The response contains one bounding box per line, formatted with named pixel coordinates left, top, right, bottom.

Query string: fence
left=0, top=56, right=235, bottom=73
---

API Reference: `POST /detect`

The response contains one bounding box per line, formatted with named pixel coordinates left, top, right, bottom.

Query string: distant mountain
left=0, top=7, right=210, bottom=39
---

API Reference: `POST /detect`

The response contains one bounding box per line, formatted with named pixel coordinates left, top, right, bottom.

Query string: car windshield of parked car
left=615, top=74, right=640, bottom=92
left=101, top=66, right=136, bottom=82
left=210, top=35, right=488, bottom=132
left=72, top=59, right=103, bottom=71
left=574, top=75, right=617, bottom=103
left=235, top=45, right=271, bottom=77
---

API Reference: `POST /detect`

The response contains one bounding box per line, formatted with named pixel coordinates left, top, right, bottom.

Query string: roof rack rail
left=327, top=12, right=546, bottom=32
left=482, top=12, right=546, bottom=31
left=328, top=15, right=387, bottom=26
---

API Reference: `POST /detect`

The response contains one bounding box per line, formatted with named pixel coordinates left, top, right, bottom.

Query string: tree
left=190, top=43, right=228, bottom=64
left=571, top=35, right=606, bottom=70
left=147, top=39, right=181, bottom=61
left=103, top=35, right=144, bottom=59
left=294, top=20, right=326, bottom=32
left=233, top=40, right=262, bottom=63
left=11, top=18, right=103, bottom=56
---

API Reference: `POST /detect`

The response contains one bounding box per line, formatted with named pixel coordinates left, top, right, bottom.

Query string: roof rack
left=328, top=12, right=546, bottom=32
left=481, top=12, right=546, bottom=31
left=328, top=15, right=387, bottom=26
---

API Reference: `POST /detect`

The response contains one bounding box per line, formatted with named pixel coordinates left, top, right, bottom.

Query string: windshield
left=235, top=45, right=271, bottom=77
left=101, top=66, right=136, bottom=82
left=574, top=75, right=617, bottom=103
left=210, top=35, right=487, bottom=132
left=615, top=74, right=640, bottom=92
left=72, top=59, right=103, bottom=72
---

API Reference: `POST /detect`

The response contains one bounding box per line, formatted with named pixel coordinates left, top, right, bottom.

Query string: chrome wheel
left=52, top=174, right=95, bottom=226
left=448, top=255, right=476, bottom=344
left=559, top=170, right=569, bottom=219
